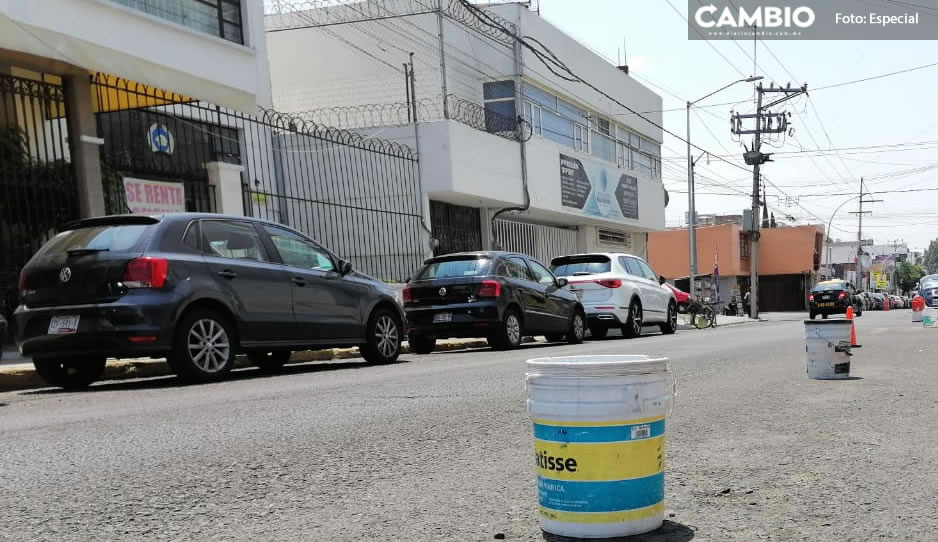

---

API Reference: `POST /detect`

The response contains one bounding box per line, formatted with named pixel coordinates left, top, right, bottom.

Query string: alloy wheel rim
left=507, top=315, right=521, bottom=344
left=375, top=316, right=400, bottom=358
left=573, top=314, right=585, bottom=339
left=632, top=305, right=642, bottom=334
left=669, top=305, right=677, bottom=329
left=187, top=319, right=230, bottom=373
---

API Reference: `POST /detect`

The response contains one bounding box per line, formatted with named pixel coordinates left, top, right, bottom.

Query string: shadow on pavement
left=19, top=356, right=412, bottom=395
left=542, top=520, right=695, bottom=541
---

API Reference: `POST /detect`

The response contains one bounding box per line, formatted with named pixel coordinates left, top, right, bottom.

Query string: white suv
left=550, top=253, right=677, bottom=338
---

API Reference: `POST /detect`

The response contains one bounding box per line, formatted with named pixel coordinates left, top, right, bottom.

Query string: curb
left=0, top=340, right=490, bottom=393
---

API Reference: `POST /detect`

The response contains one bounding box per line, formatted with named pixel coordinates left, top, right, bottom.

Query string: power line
left=812, top=61, right=938, bottom=91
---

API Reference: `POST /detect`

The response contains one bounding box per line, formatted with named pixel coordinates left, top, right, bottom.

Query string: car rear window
left=812, top=282, right=845, bottom=292
left=36, top=225, right=150, bottom=257
left=416, top=258, right=491, bottom=280
left=551, top=256, right=611, bottom=276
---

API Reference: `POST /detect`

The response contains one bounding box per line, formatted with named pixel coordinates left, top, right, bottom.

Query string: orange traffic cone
left=846, top=306, right=860, bottom=347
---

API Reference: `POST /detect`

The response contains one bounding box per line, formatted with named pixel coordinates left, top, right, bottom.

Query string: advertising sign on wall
left=123, top=178, right=186, bottom=214
left=560, top=154, right=639, bottom=221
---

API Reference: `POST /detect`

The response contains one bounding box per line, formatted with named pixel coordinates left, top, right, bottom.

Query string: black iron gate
left=430, top=201, right=482, bottom=256
left=0, top=73, right=78, bottom=334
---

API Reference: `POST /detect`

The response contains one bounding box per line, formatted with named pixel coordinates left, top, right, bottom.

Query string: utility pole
left=850, top=178, right=882, bottom=292
left=437, top=0, right=449, bottom=119
left=732, top=82, right=807, bottom=319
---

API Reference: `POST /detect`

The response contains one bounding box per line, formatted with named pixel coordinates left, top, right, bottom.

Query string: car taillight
left=595, top=279, right=622, bottom=288
left=838, top=291, right=846, bottom=299
left=478, top=280, right=501, bottom=298
left=122, top=257, right=168, bottom=288
left=402, top=286, right=412, bottom=304
left=808, top=293, right=814, bottom=301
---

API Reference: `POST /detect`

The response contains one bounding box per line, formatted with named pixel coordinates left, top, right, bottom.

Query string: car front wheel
left=659, top=302, right=677, bottom=335
left=567, top=311, right=586, bottom=344
left=32, top=357, right=106, bottom=390
left=361, top=308, right=402, bottom=364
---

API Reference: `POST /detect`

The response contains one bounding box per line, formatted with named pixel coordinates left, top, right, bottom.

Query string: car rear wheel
left=361, top=308, right=402, bottom=364
left=248, top=350, right=291, bottom=372
left=32, top=357, right=106, bottom=390
left=622, top=300, right=643, bottom=338
left=408, top=332, right=436, bottom=355
left=567, top=311, right=586, bottom=344
left=659, top=302, right=677, bottom=335
left=589, top=325, right=608, bottom=339
left=168, top=309, right=236, bottom=383
left=489, top=309, right=523, bottom=350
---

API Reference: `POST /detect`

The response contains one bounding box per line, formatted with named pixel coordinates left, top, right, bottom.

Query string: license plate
left=818, top=302, right=835, bottom=308
left=48, top=315, right=80, bottom=335
left=433, top=312, right=453, bottom=323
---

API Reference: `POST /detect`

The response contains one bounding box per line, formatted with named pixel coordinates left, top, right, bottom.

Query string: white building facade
left=265, top=1, right=667, bottom=264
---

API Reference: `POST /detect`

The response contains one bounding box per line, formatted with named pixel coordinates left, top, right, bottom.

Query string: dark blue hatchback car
left=15, top=213, right=405, bottom=389
left=920, top=274, right=938, bottom=308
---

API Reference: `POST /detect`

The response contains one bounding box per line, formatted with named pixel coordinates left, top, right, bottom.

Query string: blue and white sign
left=148, top=123, right=175, bottom=155
left=560, top=154, right=639, bottom=221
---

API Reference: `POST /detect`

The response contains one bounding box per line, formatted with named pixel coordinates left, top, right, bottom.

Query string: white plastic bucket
left=804, top=320, right=852, bottom=379
left=525, top=355, right=673, bottom=539
left=923, top=307, right=938, bottom=328
left=913, top=308, right=923, bottom=322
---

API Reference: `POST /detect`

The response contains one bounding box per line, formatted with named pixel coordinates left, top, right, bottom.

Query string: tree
left=897, top=261, right=926, bottom=294
left=925, top=239, right=938, bottom=275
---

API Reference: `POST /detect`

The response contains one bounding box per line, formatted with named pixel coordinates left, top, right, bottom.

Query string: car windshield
left=921, top=277, right=938, bottom=289
left=550, top=256, right=611, bottom=276
left=416, top=257, right=491, bottom=280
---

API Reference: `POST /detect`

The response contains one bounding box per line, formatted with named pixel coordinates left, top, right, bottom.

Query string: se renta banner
left=123, top=178, right=187, bottom=215
left=688, top=0, right=935, bottom=40
left=560, top=154, right=639, bottom=222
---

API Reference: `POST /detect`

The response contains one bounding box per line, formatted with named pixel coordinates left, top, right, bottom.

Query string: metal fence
left=494, top=219, right=578, bottom=266
left=0, top=73, right=78, bottom=328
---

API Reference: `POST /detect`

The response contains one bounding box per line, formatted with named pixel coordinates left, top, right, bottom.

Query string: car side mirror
left=659, top=275, right=667, bottom=285
left=339, top=260, right=353, bottom=275
left=556, top=277, right=569, bottom=288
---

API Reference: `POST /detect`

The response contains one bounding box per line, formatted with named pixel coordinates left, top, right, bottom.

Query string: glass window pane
left=223, top=22, right=242, bottom=43
left=483, top=80, right=515, bottom=100
left=484, top=101, right=517, bottom=133
left=638, top=260, right=658, bottom=281
left=522, top=83, right=557, bottom=110
left=221, top=0, right=241, bottom=23
left=592, top=130, right=615, bottom=162
left=528, top=260, right=557, bottom=286
left=264, top=226, right=335, bottom=271
left=202, top=220, right=268, bottom=262
left=508, top=257, right=534, bottom=281
left=558, top=99, right=587, bottom=123
left=542, top=109, right=574, bottom=147
left=621, top=257, right=643, bottom=277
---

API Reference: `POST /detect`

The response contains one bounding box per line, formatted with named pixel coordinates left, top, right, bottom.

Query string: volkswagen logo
left=438, top=287, right=447, bottom=296
left=59, top=267, right=72, bottom=283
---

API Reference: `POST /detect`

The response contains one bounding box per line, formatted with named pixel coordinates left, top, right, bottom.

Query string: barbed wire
left=293, top=97, right=443, bottom=129
left=445, top=94, right=531, bottom=142
left=440, top=0, right=515, bottom=46
left=264, top=0, right=437, bottom=31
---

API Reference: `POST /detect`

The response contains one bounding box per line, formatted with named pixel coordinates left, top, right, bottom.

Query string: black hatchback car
left=15, top=213, right=405, bottom=389
left=403, top=251, right=586, bottom=353
left=808, top=279, right=863, bottom=319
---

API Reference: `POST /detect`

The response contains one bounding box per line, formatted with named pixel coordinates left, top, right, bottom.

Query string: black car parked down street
left=403, top=252, right=586, bottom=353
left=14, top=213, right=405, bottom=389
left=808, top=279, right=863, bottom=319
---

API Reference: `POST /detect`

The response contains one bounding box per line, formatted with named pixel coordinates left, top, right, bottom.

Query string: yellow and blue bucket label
left=532, top=416, right=665, bottom=524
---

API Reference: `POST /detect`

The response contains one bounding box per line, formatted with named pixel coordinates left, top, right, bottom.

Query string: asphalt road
left=1, top=310, right=936, bottom=542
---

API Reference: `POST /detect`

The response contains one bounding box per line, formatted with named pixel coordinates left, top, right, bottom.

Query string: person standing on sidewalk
left=743, top=289, right=751, bottom=317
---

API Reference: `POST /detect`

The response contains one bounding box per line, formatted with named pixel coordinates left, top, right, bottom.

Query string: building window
left=598, top=228, right=632, bottom=248
left=597, top=117, right=611, bottom=136
left=740, top=233, right=751, bottom=259
left=483, top=80, right=517, bottom=134
left=574, top=123, right=589, bottom=153
left=523, top=102, right=543, bottom=136
left=108, top=0, right=244, bottom=44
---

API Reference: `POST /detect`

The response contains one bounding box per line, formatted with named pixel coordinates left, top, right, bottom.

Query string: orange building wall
left=758, top=225, right=825, bottom=275
left=648, top=224, right=745, bottom=279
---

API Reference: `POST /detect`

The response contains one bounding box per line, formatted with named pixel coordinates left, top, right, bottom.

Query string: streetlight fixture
left=686, top=75, right=762, bottom=299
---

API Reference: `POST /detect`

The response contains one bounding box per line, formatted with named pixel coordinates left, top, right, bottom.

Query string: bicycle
left=686, top=297, right=716, bottom=329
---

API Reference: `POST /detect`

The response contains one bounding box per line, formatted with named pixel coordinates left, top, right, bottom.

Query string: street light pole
left=686, top=76, right=762, bottom=299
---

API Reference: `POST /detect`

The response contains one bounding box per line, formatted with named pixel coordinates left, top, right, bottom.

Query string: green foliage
left=897, top=261, right=926, bottom=293
left=924, top=240, right=938, bottom=275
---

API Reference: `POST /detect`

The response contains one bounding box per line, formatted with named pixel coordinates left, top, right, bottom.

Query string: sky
left=521, top=0, right=938, bottom=252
